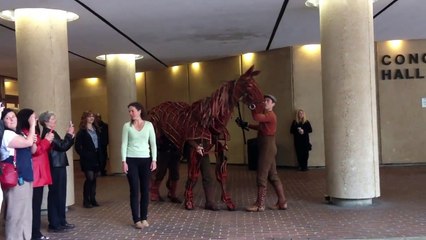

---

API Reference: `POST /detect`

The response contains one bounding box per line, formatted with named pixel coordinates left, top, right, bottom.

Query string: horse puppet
left=148, top=66, right=265, bottom=211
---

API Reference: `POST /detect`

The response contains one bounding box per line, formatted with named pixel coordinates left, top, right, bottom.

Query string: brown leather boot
left=150, top=180, right=164, bottom=201
left=167, top=180, right=182, bottom=203
left=204, top=185, right=219, bottom=211
left=246, top=186, right=266, bottom=212
left=270, top=181, right=287, bottom=210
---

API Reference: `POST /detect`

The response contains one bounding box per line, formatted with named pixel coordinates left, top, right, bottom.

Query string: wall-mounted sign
left=380, top=53, right=426, bottom=80
left=421, top=98, right=426, bottom=108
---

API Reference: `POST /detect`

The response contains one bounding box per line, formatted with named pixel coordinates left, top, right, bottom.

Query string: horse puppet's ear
left=243, top=65, right=260, bottom=77
left=251, top=70, right=260, bottom=76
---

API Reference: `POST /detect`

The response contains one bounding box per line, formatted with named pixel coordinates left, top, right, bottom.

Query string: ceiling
left=0, top=0, right=422, bottom=80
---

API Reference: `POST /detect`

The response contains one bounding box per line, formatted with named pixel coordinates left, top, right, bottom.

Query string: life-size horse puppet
left=148, top=66, right=265, bottom=211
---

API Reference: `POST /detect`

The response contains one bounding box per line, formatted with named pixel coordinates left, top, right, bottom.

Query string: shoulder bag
left=0, top=153, right=18, bottom=189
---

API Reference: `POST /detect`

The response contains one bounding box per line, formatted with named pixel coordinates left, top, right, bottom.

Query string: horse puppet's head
left=232, top=66, right=265, bottom=113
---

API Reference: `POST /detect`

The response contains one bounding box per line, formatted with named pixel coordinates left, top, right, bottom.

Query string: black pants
left=126, top=157, right=151, bottom=223
left=48, top=167, right=67, bottom=228
left=83, top=170, right=98, bottom=204
left=296, top=148, right=309, bottom=170
left=32, top=186, right=44, bottom=239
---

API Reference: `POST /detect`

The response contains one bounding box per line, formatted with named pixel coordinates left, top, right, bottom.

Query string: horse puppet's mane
left=149, top=79, right=237, bottom=153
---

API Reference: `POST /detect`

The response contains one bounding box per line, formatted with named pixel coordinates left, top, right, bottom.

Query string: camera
left=18, top=177, right=24, bottom=186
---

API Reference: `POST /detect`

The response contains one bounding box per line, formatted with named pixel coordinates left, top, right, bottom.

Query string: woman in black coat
left=290, top=109, right=312, bottom=171
left=75, top=111, right=103, bottom=208
left=39, top=111, right=75, bottom=232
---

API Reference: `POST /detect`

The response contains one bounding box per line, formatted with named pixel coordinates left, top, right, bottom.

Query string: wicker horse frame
left=148, top=66, right=264, bottom=210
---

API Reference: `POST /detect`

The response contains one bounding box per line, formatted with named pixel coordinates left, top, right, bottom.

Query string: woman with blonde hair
left=290, top=109, right=312, bottom=171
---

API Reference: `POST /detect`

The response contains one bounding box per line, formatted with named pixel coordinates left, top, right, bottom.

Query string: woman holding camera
left=1, top=108, right=37, bottom=240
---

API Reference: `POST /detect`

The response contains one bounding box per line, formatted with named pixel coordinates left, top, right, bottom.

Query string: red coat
left=24, top=129, right=53, bottom=187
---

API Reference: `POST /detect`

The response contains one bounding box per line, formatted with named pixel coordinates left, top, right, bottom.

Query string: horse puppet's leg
left=184, top=149, right=201, bottom=210
left=150, top=150, right=168, bottom=201
left=166, top=150, right=182, bottom=203
left=215, top=141, right=236, bottom=211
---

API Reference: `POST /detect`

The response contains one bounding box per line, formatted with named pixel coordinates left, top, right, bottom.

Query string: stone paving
left=1, top=164, right=426, bottom=240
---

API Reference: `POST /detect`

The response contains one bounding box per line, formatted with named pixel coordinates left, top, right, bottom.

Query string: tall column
left=320, top=0, right=380, bottom=206
left=11, top=8, right=78, bottom=207
left=0, top=76, right=5, bottom=101
left=105, top=54, right=138, bottom=174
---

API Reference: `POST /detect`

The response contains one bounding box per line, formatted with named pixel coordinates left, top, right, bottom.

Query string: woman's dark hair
left=16, top=108, right=34, bottom=133
left=79, top=110, right=98, bottom=130
left=127, top=102, right=145, bottom=124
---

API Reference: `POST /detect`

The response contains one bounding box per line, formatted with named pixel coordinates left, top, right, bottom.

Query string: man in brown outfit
left=236, top=94, right=287, bottom=212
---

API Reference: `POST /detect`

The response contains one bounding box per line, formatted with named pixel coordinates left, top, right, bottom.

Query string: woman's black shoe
left=91, top=201, right=100, bottom=207
left=83, top=203, right=93, bottom=208
left=62, top=223, right=75, bottom=229
left=48, top=227, right=67, bottom=233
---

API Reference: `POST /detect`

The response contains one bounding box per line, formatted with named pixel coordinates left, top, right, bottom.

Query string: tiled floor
left=1, top=163, right=426, bottom=240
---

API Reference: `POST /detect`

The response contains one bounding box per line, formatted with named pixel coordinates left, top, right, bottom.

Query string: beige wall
left=376, top=40, right=426, bottom=164
left=292, top=45, right=325, bottom=167
left=135, top=72, right=147, bottom=106
left=71, top=77, right=108, bottom=125
left=145, top=65, right=189, bottom=109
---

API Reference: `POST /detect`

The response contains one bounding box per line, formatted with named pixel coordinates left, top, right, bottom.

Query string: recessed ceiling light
left=305, top=0, right=380, bottom=8
left=0, top=9, right=79, bottom=22
left=96, top=54, right=144, bottom=61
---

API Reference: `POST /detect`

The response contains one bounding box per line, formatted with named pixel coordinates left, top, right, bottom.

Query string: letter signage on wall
left=380, top=53, right=426, bottom=80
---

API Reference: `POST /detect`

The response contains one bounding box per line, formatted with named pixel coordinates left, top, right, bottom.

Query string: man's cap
left=264, top=94, right=277, bottom=103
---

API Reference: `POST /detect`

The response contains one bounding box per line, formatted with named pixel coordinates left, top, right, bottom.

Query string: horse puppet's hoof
left=226, top=202, right=236, bottom=211
left=222, top=196, right=236, bottom=211
left=185, top=201, right=194, bottom=210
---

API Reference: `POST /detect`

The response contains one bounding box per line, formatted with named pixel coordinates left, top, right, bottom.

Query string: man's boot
left=270, top=181, right=287, bottom=210
left=204, top=186, right=219, bottom=211
left=150, top=180, right=164, bottom=201
left=167, top=180, right=182, bottom=203
left=246, top=186, right=266, bottom=212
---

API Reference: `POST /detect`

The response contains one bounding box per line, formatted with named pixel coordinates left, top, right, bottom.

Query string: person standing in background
left=75, top=111, right=102, bottom=208
left=39, top=111, right=75, bottom=233
left=122, top=102, right=157, bottom=229
left=95, top=113, right=108, bottom=176
left=290, top=109, right=312, bottom=171
left=17, top=109, right=55, bottom=240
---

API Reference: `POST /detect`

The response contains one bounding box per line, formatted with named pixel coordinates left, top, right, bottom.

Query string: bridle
left=233, top=76, right=264, bottom=110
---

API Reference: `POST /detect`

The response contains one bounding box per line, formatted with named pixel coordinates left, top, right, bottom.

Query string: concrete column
left=13, top=8, right=76, bottom=207
left=0, top=76, right=5, bottom=101
left=320, top=0, right=380, bottom=206
left=105, top=54, right=137, bottom=174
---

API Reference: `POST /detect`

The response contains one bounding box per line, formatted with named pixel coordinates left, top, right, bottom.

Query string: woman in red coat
left=19, top=109, right=54, bottom=240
